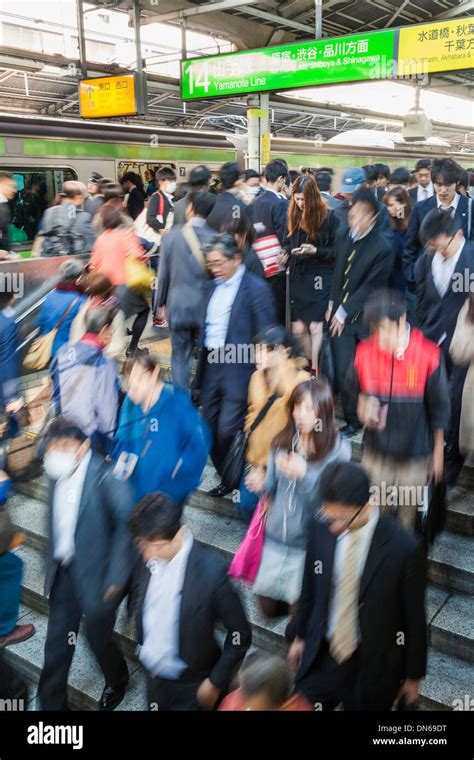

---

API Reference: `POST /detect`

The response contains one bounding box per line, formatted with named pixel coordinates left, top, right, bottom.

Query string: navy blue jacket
left=403, top=193, right=474, bottom=288
left=0, top=309, right=19, bottom=406
left=199, top=270, right=276, bottom=401
left=251, top=189, right=288, bottom=245
left=36, top=288, right=86, bottom=357
left=414, top=239, right=474, bottom=356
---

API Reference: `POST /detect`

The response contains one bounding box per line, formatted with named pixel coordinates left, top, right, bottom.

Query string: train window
left=0, top=167, right=77, bottom=243
left=117, top=162, right=177, bottom=197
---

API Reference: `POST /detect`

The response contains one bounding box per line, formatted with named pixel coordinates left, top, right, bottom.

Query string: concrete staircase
left=3, top=336, right=474, bottom=711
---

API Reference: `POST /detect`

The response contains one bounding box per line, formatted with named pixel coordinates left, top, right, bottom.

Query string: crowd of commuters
left=0, top=154, right=473, bottom=713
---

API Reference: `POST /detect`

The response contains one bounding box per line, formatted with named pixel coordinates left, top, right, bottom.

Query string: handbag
left=253, top=233, right=284, bottom=278
left=22, top=295, right=81, bottom=371
left=124, top=231, right=153, bottom=294
left=220, top=393, right=278, bottom=491
left=134, top=207, right=162, bottom=254
left=228, top=495, right=270, bottom=585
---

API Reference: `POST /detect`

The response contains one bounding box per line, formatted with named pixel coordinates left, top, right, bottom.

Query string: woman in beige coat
left=237, top=326, right=310, bottom=521
left=450, top=293, right=474, bottom=456
left=70, top=271, right=127, bottom=360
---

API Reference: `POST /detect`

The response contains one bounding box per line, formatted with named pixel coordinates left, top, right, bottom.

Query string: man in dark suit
left=155, top=191, right=215, bottom=390
left=327, top=188, right=395, bottom=436
left=198, top=233, right=276, bottom=496
left=403, top=158, right=473, bottom=290
left=288, top=461, right=427, bottom=711
left=128, top=492, right=251, bottom=711
left=251, top=159, right=289, bottom=322
left=408, top=159, right=434, bottom=204
left=206, top=162, right=251, bottom=232
left=415, top=209, right=474, bottom=484
left=37, top=417, right=136, bottom=711
left=172, top=165, right=212, bottom=227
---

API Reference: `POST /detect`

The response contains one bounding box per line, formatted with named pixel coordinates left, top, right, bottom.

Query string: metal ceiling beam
left=143, top=0, right=261, bottom=24
left=237, top=6, right=315, bottom=33
left=383, top=0, right=412, bottom=27
left=433, top=0, right=474, bottom=18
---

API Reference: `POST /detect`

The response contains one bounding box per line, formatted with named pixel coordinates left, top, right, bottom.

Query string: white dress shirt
left=204, top=264, right=245, bottom=349
left=52, top=450, right=92, bottom=564
left=139, top=530, right=194, bottom=679
left=436, top=192, right=460, bottom=215
left=431, top=239, right=465, bottom=299
left=326, top=506, right=380, bottom=641
left=417, top=183, right=434, bottom=202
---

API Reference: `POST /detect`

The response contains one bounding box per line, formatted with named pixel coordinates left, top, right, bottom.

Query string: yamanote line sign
left=181, top=18, right=474, bottom=100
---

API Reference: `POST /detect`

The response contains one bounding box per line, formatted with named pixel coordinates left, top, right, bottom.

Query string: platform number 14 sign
left=188, top=62, right=211, bottom=94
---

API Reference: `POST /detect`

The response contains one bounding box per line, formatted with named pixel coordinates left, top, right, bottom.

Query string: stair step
left=3, top=606, right=147, bottom=711
left=428, top=531, right=474, bottom=595
left=417, top=649, right=474, bottom=711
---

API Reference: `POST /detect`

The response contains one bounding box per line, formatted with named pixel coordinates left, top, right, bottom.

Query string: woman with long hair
left=285, top=175, right=340, bottom=377
left=450, top=291, right=474, bottom=462
left=249, top=378, right=351, bottom=617
left=382, top=186, right=413, bottom=293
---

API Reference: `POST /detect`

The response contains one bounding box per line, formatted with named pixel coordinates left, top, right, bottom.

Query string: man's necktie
left=329, top=530, right=361, bottom=664
left=439, top=205, right=454, bottom=216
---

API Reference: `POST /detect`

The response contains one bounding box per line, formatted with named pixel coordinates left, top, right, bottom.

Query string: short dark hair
left=315, top=171, right=332, bottom=192
left=415, top=159, right=431, bottom=172
left=44, top=416, right=88, bottom=446
left=373, top=163, right=391, bottom=180
left=318, top=166, right=334, bottom=176
left=364, top=289, right=407, bottom=329
left=264, top=160, right=288, bottom=184
left=102, top=182, right=124, bottom=201
left=128, top=493, right=182, bottom=541
left=253, top=325, right=302, bottom=358
left=458, top=169, right=469, bottom=190
left=361, top=164, right=378, bottom=184
left=219, top=161, right=241, bottom=190
left=420, top=208, right=462, bottom=243
left=240, top=652, right=292, bottom=708
left=431, top=158, right=462, bottom=187
left=288, top=170, right=300, bottom=184
left=189, top=165, right=211, bottom=188
left=203, top=232, right=241, bottom=259
left=389, top=167, right=411, bottom=186
left=189, top=191, right=215, bottom=218
left=351, top=187, right=380, bottom=217
left=243, top=169, right=260, bottom=182
left=222, top=214, right=256, bottom=247
left=157, top=167, right=176, bottom=183
left=320, top=461, right=371, bottom=508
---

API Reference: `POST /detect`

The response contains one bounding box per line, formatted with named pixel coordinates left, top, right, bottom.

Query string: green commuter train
left=0, top=112, right=471, bottom=249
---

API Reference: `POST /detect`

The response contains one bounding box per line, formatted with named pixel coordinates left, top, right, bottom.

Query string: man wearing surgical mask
left=146, top=167, right=176, bottom=240
left=287, top=461, right=427, bottom=711
left=241, top=169, right=262, bottom=205
left=0, top=470, right=36, bottom=647
left=38, top=416, right=136, bottom=712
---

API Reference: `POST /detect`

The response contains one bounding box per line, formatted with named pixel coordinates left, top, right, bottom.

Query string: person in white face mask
left=146, top=167, right=176, bottom=242
left=241, top=169, right=262, bottom=205
left=38, top=416, right=136, bottom=712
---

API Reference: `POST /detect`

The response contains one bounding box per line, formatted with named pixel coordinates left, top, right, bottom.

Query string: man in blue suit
left=403, top=158, right=473, bottom=291
left=198, top=233, right=276, bottom=497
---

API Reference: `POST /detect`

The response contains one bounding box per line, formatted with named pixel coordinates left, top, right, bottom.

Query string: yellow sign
left=79, top=75, right=137, bottom=119
left=248, top=108, right=270, bottom=119
left=260, top=132, right=271, bottom=165
left=398, top=17, right=474, bottom=76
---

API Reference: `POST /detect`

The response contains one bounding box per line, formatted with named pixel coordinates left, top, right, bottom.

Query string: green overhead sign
left=181, top=29, right=396, bottom=100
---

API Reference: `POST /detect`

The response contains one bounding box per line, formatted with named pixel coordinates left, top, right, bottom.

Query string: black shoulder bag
left=220, top=393, right=278, bottom=491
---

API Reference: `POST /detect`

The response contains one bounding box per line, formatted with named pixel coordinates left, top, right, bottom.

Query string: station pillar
left=246, top=93, right=270, bottom=172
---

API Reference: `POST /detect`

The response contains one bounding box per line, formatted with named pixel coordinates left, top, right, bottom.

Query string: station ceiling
left=0, top=0, right=473, bottom=149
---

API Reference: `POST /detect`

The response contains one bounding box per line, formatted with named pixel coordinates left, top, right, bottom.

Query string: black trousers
left=38, top=564, right=128, bottom=711
left=268, top=272, right=286, bottom=326
left=296, top=641, right=394, bottom=711
left=200, top=362, right=248, bottom=476
left=331, top=325, right=367, bottom=427
left=444, top=350, right=468, bottom=474
left=146, top=671, right=203, bottom=711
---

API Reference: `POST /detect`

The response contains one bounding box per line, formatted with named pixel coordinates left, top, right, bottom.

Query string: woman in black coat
left=284, top=174, right=340, bottom=377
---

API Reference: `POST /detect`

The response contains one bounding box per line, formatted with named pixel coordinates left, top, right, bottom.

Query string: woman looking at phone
left=284, top=175, right=340, bottom=378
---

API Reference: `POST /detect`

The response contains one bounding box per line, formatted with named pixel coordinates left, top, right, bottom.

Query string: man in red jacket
left=349, top=289, right=450, bottom=532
